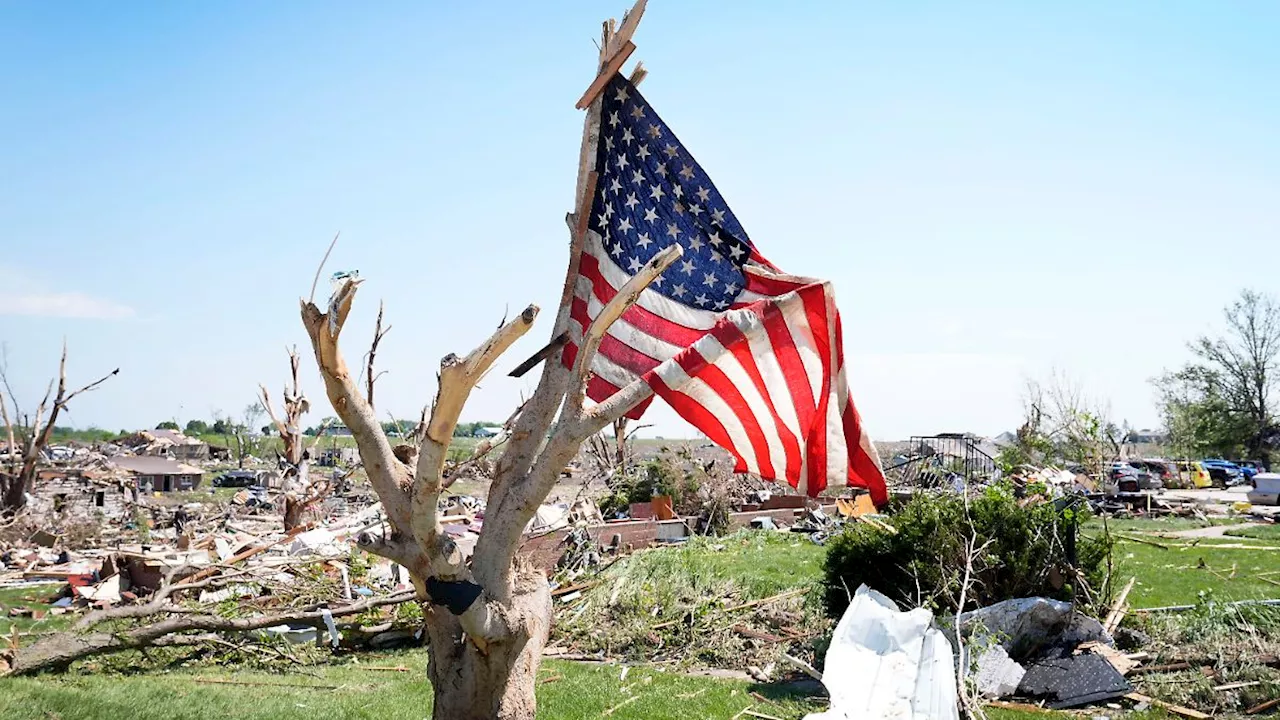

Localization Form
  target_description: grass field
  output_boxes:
[10,515,1267,719]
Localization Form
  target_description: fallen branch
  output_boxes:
[4,589,414,676]
[1125,692,1211,719]
[1115,533,1170,550]
[192,678,339,690]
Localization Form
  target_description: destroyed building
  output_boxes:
[109,455,204,493]
[119,428,210,461]
[29,467,135,520]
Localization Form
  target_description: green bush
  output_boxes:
[599,458,702,517]
[821,484,1112,618]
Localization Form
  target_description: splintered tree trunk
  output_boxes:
[423,581,551,720]
[282,497,306,531]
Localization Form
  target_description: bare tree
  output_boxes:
[296,15,669,715]
[1009,372,1122,479]
[0,343,118,513]
[260,347,332,530]
[1191,289,1280,460]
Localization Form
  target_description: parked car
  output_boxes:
[1108,462,1162,492]
[213,470,259,488]
[1236,460,1266,481]
[1200,459,1245,487]
[1248,473,1280,505]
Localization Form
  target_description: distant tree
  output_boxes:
[1190,289,1280,460]
[185,419,209,435]
[1,343,118,513]
[1153,365,1251,459]
[155,421,179,431]
[211,419,231,435]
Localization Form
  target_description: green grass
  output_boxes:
[0,650,827,720]
[0,585,71,637]
[1083,516,1246,533]
[1225,523,1280,540]
[1110,539,1280,607]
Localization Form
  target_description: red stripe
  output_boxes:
[649,374,747,475]
[569,297,661,375]
[832,312,888,506]
[563,340,653,421]
[744,268,807,296]
[758,300,816,434]
[799,284,833,495]
[672,349,776,479]
[708,321,803,482]
[578,251,708,346]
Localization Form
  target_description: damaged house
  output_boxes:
[109,456,204,493]
[120,429,210,461]
[29,467,135,520]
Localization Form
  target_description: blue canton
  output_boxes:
[589,74,753,311]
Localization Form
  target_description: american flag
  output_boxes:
[564,74,886,503]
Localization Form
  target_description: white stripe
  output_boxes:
[778,292,825,409]
[573,275,687,361]
[741,307,808,487]
[653,353,761,475]
[698,332,789,480]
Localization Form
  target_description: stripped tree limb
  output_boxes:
[0,343,118,512]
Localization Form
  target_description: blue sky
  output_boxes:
[1,1,1277,440]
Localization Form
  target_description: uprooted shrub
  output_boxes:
[822,484,1112,618]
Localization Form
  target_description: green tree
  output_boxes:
[155,421,179,431]
[1153,365,1252,459]
[1190,289,1280,461]
[184,419,209,435]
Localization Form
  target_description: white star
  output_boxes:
[637,144,651,160]
[673,185,683,198]
[672,284,687,298]
[688,203,703,216]
[630,104,645,120]
[631,169,645,185]
[603,203,614,219]
[595,211,608,229]
[608,111,620,128]
[688,235,703,251]
[696,186,711,203]
[648,124,661,139]
[702,272,718,287]
[729,244,746,260]
[624,193,639,210]
[611,242,624,258]
[628,257,642,273]
[616,154,629,170]
[708,232,723,247]
[622,127,634,145]
[650,184,666,201]
[679,164,695,181]
[643,207,659,223]
[655,163,668,178]
[714,299,729,310]
[609,177,623,194]
[614,86,629,102]
[653,274,665,287]
[673,203,685,216]
[664,143,678,158]
[666,222,681,239]
[694,293,709,307]
[680,259,695,275]
[618,217,633,232]
[636,232,653,249]
[605,136,615,151]
[711,208,726,224]
[711,250,727,264]
[724,283,737,295]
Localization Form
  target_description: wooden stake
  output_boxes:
[576,41,637,109]
[1104,577,1136,633]
[1125,692,1210,719]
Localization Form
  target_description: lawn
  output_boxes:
[0,649,828,720]
[0,584,71,637]
[1102,535,1280,608]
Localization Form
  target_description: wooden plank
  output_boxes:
[1104,577,1137,633]
[1125,692,1211,719]
[1248,698,1280,715]
[574,171,599,239]
[575,41,636,110]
